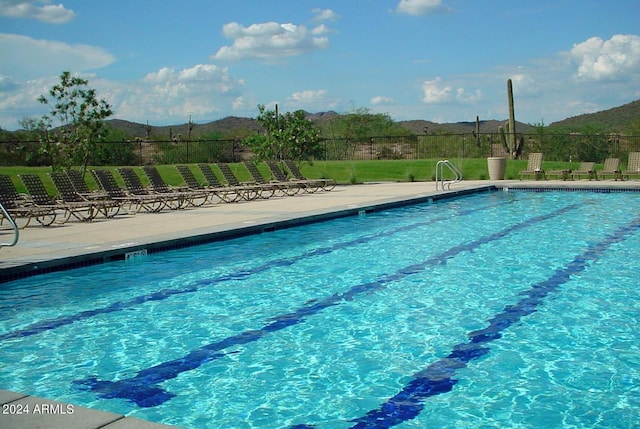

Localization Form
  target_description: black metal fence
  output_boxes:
[2,133,639,166]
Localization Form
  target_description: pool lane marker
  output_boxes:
[73,204,578,408]
[339,215,640,429]
[0,199,505,342]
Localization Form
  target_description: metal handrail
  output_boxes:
[435,160,463,191]
[0,202,19,248]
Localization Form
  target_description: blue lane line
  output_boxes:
[73,204,578,408]
[339,215,640,429]
[0,199,502,342]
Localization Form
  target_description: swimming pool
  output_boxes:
[1,189,639,428]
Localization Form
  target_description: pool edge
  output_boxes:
[0,388,180,429]
[2,180,639,283]
[0,185,494,283]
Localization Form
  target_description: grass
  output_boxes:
[291,159,588,183]
[0,159,603,195]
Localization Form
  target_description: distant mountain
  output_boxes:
[548,99,640,133]
[107,115,534,140]
[107,116,263,140]
[398,119,534,135]
[304,111,340,121]
[100,99,639,139]
[106,119,154,137]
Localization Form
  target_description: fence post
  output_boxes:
[232,139,237,162]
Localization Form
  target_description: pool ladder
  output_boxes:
[0,201,19,248]
[435,160,463,191]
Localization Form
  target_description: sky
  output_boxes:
[1,0,639,131]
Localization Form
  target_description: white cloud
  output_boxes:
[455,87,482,103]
[422,77,452,103]
[421,76,482,105]
[0,74,18,91]
[371,95,395,105]
[569,34,640,81]
[287,89,327,104]
[231,96,248,111]
[0,0,74,23]
[283,89,344,112]
[311,24,334,36]
[142,67,173,85]
[211,21,330,61]
[435,35,640,123]
[311,8,339,21]
[394,0,452,16]
[0,33,115,80]
[116,64,245,123]
[0,61,249,129]
[0,75,62,127]
[143,64,241,91]
[509,73,539,96]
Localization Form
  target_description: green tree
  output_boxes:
[329,108,409,140]
[37,71,113,171]
[14,117,49,165]
[243,105,323,161]
[628,118,640,135]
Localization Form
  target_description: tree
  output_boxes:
[627,118,640,135]
[37,71,113,171]
[329,108,409,140]
[243,105,323,161]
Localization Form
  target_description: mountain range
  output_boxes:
[104,98,638,139]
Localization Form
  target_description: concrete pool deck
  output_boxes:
[1,179,639,429]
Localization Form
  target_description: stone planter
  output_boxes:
[487,156,506,180]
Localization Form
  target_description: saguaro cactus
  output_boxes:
[507,78,516,150]
[498,78,523,158]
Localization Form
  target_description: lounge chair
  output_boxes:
[141,166,207,207]
[91,169,166,213]
[519,153,546,180]
[243,161,297,197]
[570,162,596,180]
[195,164,244,202]
[65,170,109,200]
[0,174,56,228]
[215,163,265,200]
[175,165,226,205]
[546,166,571,180]
[283,160,336,191]
[622,152,640,180]
[118,167,189,210]
[49,171,121,219]
[265,161,316,193]
[597,158,621,180]
[19,174,96,223]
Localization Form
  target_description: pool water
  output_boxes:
[1,190,639,428]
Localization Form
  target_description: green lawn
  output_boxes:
[305,159,600,182]
[0,159,592,195]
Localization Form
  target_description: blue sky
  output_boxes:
[1,0,639,130]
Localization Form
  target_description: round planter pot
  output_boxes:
[487,156,506,180]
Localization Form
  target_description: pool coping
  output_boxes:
[0,389,180,429]
[1,179,640,429]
